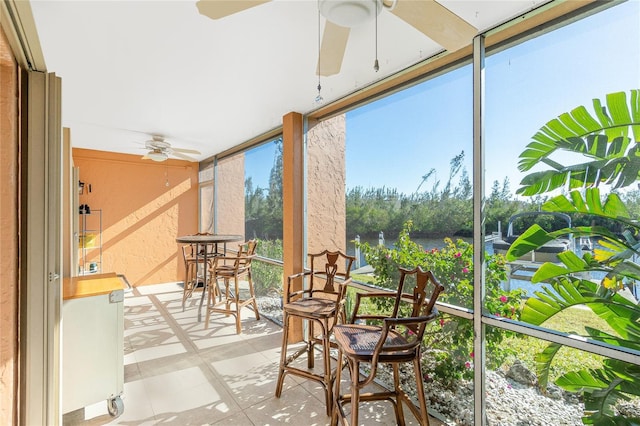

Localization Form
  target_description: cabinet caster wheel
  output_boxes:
[107,396,124,417]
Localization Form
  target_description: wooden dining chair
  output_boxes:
[275,250,356,416]
[331,267,445,426]
[205,239,259,334]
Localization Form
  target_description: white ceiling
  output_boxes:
[29,0,551,162]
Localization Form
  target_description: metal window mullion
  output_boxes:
[483,316,640,365]
[472,34,486,426]
[212,156,218,233]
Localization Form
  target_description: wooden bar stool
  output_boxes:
[205,240,260,334]
[275,250,355,416]
[180,243,216,309]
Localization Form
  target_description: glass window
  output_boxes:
[199,184,213,234]
[243,138,283,313]
[199,162,214,233]
[424,315,474,424]
[484,326,627,426]
[244,138,283,247]
[345,65,474,309]
[484,3,640,424]
[485,0,640,338]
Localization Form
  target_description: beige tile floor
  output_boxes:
[63,282,444,425]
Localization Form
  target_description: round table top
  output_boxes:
[175,234,243,244]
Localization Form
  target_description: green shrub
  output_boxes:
[359,220,524,383]
[252,239,283,297]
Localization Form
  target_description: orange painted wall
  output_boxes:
[72,148,199,286]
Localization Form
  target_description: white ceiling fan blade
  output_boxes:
[317,21,350,77]
[196,0,272,20]
[171,151,198,162]
[391,0,477,52]
[172,147,201,155]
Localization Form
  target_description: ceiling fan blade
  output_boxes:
[172,147,201,155]
[317,21,350,77]
[171,151,198,162]
[391,0,477,52]
[196,0,272,20]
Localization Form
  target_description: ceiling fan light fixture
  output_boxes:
[147,150,168,162]
[319,0,382,28]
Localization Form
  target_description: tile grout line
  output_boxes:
[128,289,242,421]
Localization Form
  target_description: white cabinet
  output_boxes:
[62,274,125,416]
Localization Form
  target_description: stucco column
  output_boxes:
[282,112,304,342]
[215,154,245,237]
[306,116,346,256]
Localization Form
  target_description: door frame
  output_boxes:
[2,3,62,424]
[20,69,63,426]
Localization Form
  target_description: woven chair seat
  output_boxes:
[284,298,339,318]
[333,324,416,362]
[331,267,445,426]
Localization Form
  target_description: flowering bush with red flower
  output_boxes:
[358,220,525,384]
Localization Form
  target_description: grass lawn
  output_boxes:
[352,273,375,284]
[502,305,612,382]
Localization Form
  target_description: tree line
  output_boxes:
[245,144,640,240]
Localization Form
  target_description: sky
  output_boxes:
[244,140,281,190]
[245,1,639,197]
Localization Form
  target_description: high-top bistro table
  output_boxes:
[176,233,243,321]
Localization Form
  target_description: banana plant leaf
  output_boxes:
[585,327,640,352]
[558,370,623,424]
[600,237,640,265]
[517,90,640,195]
[508,188,640,264]
[531,251,598,282]
[532,253,640,283]
[514,91,640,426]
[534,341,562,390]
[556,135,630,160]
[516,154,639,196]
[542,189,633,222]
[556,360,640,426]
[604,259,640,281]
[505,224,555,261]
[536,346,640,425]
[593,238,638,264]
[606,359,640,386]
[518,90,640,172]
[555,368,617,393]
[505,224,629,264]
[521,278,640,339]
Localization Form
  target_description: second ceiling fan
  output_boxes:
[196,0,477,76]
[141,136,201,162]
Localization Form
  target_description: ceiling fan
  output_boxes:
[196,0,477,76]
[141,136,201,162]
